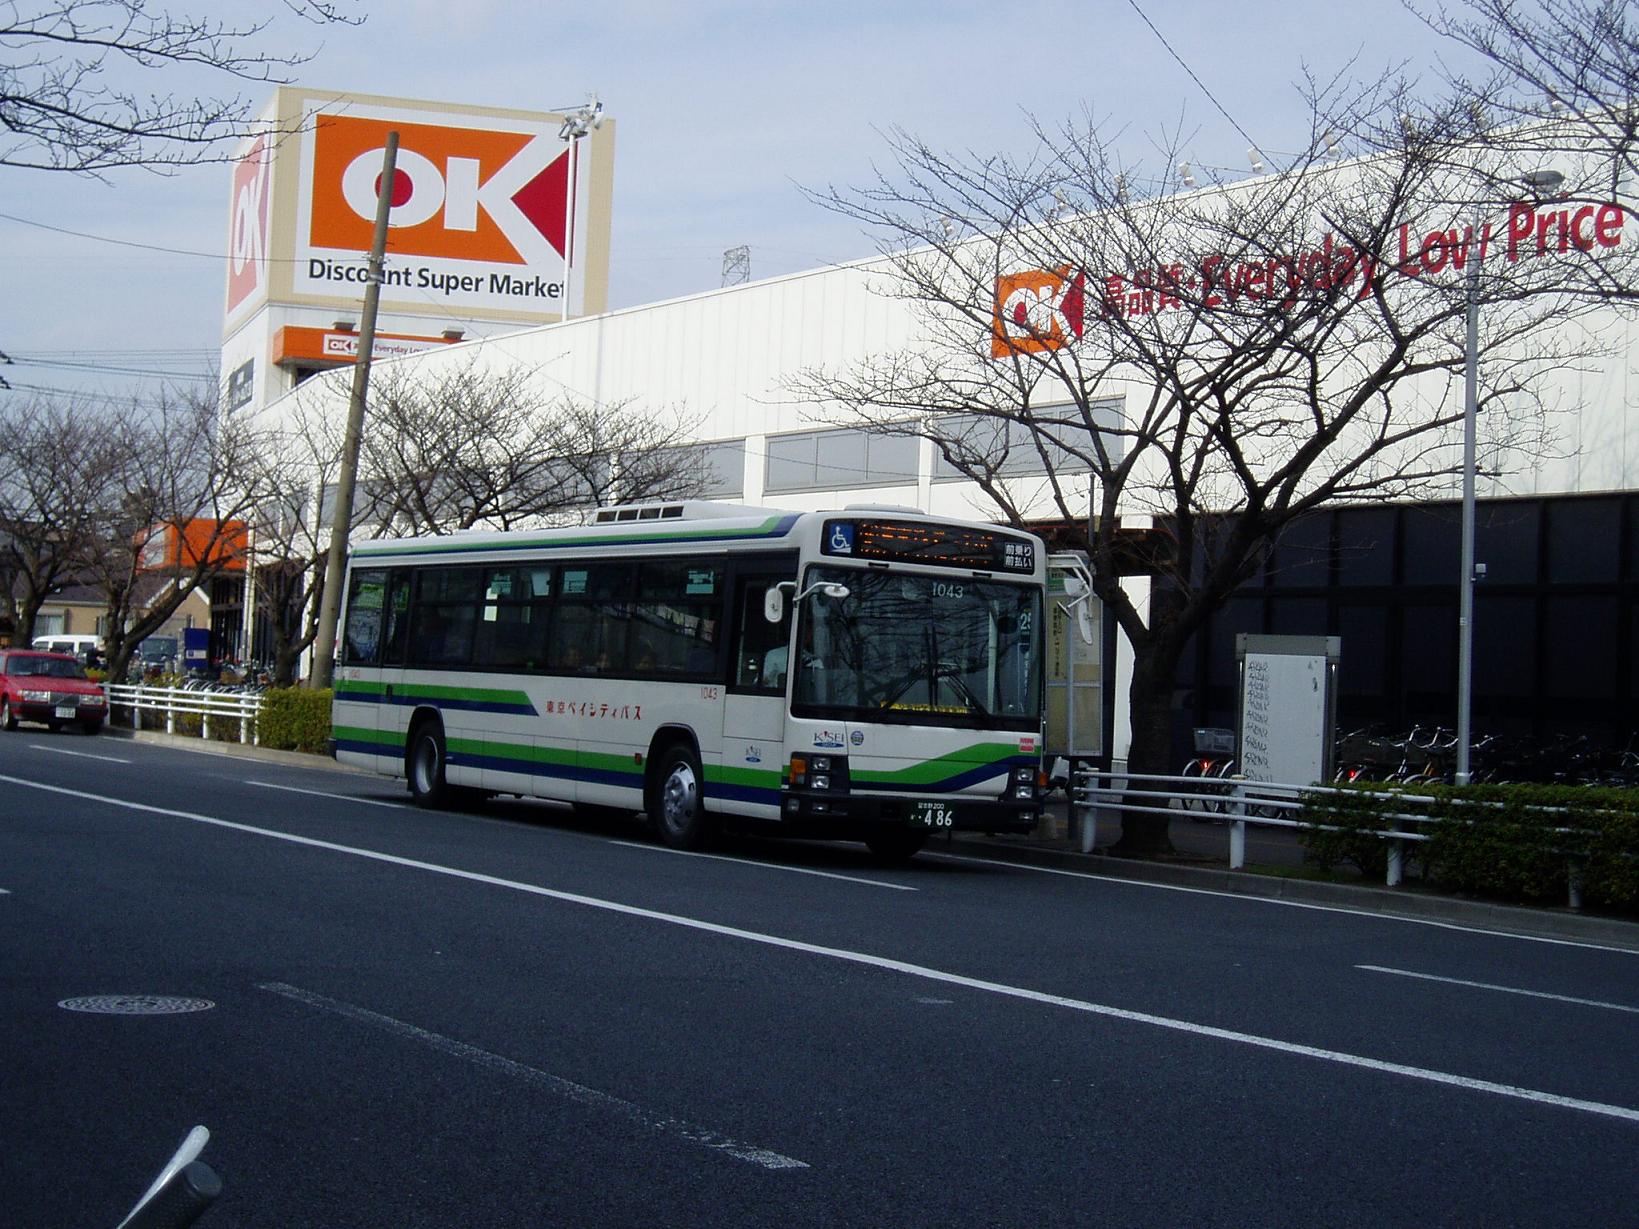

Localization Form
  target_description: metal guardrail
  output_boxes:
[1069,768,1599,908]
[104,684,264,745]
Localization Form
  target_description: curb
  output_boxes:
[949,833,1639,951]
[101,727,370,775]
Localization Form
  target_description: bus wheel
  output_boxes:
[652,743,710,850]
[865,829,927,863]
[408,720,450,809]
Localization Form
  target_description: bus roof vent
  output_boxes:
[593,500,777,524]
[842,503,925,516]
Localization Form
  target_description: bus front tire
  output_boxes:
[865,829,927,863]
[651,743,710,850]
[408,721,451,809]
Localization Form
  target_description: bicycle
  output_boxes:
[1180,754,1237,816]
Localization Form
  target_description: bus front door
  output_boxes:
[722,575,791,820]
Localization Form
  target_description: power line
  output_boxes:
[1122,0,1260,152]
[0,209,312,265]
[12,357,216,381]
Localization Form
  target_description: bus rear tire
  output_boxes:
[651,742,710,850]
[865,830,927,863]
[408,720,451,809]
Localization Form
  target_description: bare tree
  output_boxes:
[241,385,351,685]
[357,359,708,536]
[242,360,709,681]
[1,0,361,174]
[1413,0,1638,183]
[793,76,1627,852]
[78,389,274,681]
[0,395,125,641]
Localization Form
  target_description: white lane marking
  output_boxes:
[8,772,1639,1127]
[1357,965,1639,1016]
[926,850,1639,956]
[247,780,412,810]
[247,785,909,890]
[27,744,132,764]
[608,840,917,892]
[259,981,807,1170]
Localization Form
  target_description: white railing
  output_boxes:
[1070,768,1601,909]
[104,683,265,746]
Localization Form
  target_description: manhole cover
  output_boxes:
[58,995,215,1015]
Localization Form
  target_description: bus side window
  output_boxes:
[342,570,388,664]
[734,578,792,693]
[381,572,412,665]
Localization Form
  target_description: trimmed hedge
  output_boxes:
[257,688,333,753]
[1298,782,1639,913]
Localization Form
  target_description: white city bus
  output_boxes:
[332,501,1050,860]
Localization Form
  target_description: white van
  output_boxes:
[33,634,104,665]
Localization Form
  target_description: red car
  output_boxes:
[0,650,108,734]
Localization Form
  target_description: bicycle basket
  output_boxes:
[1193,727,1236,755]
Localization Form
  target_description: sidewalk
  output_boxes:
[102,727,1639,951]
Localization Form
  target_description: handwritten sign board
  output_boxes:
[1236,635,1340,787]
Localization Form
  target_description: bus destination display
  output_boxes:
[822,519,1036,573]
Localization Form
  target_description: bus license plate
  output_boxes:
[912,800,953,829]
[54,704,77,718]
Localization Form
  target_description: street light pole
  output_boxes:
[556,94,603,321]
[1455,168,1563,785]
[1456,210,1481,786]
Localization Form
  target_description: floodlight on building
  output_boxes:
[1247,147,1266,174]
[554,93,605,322]
[1177,162,1196,188]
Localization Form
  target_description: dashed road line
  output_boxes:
[609,839,917,891]
[1357,964,1639,1015]
[927,850,1639,955]
[259,981,808,1170]
[27,744,131,764]
[246,780,412,809]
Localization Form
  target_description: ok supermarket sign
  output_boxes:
[293,106,588,313]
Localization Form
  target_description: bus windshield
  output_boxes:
[792,565,1042,730]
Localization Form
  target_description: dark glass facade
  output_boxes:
[1169,493,1636,761]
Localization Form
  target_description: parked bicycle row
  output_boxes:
[1333,725,1639,787]
[1176,724,1639,795]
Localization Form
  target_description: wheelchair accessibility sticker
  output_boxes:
[827,522,855,554]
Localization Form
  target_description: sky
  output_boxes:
[0,0,1482,406]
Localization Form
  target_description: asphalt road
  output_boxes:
[3,730,1637,1227]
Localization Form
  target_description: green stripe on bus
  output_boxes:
[353,515,793,557]
[703,763,784,790]
[850,742,1022,786]
[332,724,400,748]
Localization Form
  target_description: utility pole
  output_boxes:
[309,132,398,690]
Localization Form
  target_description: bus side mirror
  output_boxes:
[764,587,787,624]
[1061,576,1089,599]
